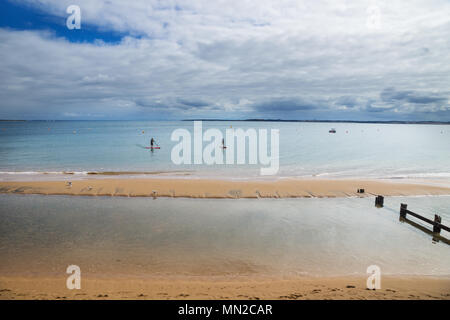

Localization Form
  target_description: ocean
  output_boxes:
[0,120,449,180]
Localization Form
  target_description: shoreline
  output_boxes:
[1,275,449,300]
[0,178,450,198]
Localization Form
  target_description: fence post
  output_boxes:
[375,195,384,207]
[400,203,407,219]
[433,215,442,234]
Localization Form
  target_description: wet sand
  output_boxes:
[1,178,450,198]
[1,275,449,300]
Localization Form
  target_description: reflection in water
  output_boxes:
[0,194,449,277]
[400,217,450,245]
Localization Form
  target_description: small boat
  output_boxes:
[329,128,336,133]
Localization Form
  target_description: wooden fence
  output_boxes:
[399,203,450,235]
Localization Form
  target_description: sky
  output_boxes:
[0,0,449,121]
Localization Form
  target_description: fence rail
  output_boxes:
[400,203,450,234]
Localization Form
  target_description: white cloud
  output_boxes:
[0,0,449,119]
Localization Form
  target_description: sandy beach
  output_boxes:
[1,275,449,300]
[1,178,450,198]
[1,180,450,301]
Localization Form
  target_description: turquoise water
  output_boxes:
[0,194,449,277]
[0,120,449,179]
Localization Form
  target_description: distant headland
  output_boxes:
[183,119,450,124]
[1,119,449,124]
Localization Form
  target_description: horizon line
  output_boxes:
[2,119,450,124]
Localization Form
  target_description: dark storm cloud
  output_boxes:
[252,98,322,112]
[334,96,359,108]
[135,97,218,112]
[365,100,395,113]
[381,88,448,105]
[176,98,210,108]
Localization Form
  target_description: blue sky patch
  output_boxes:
[0,1,125,44]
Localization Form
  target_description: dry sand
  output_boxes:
[1,178,450,198]
[0,275,449,300]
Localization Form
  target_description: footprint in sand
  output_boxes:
[280,293,303,299]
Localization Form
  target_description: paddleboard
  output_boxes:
[145,146,160,149]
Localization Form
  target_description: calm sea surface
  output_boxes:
[0,194,449,277]
[0,120,449,179]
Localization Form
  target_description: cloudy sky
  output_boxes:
[0,0,449,120]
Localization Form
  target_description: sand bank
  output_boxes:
[0,178,450,198]
[0,275,449,300]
